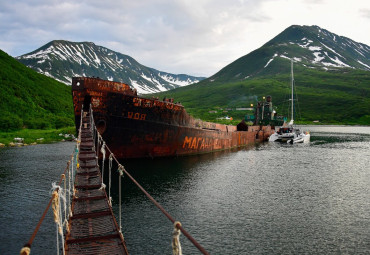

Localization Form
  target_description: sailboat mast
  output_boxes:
[291,59,294,122]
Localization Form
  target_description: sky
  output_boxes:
[0,0,369,77]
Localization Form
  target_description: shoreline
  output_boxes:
[0,126,76,147]
[1,124,369,148]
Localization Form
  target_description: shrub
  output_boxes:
[0,114,23,131]
[54,116,74,129]
[24,118,52,129]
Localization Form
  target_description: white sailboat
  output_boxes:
[269,60,310,144]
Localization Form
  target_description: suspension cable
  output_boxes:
[20,161,71,254]
[106,147,210,255]
[108,154,113,206]
[22,104,210,255]
[86,103,210,254]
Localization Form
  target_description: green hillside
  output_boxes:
[152,63,370,125]
[152,25,370,126]
[0,50,74,131]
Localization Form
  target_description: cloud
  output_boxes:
[0,0,369,77]
[360,8,370,20]
[96,0,273,75]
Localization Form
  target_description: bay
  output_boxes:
[0,126,369,254]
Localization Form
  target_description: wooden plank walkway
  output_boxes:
[65,115,129,255]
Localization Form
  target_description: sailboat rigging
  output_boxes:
[269,60,310,143]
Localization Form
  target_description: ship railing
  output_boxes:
[87,104,210,255]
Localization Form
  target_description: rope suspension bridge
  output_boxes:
[20,106,210,255]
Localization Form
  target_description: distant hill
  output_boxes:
[16,40,206,94]
[153,25,370,125]
[0,50,73,131]
[208,25,369,83]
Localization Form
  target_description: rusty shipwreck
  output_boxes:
[72,77,278,159]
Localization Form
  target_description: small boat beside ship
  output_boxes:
[72,77,281,159]
[268,121,310,143]
[269,60,310,144]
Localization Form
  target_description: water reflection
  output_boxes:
[0,142,76,255]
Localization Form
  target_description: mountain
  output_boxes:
[3,25,369,128]
[16,40,205,94]
[154,25,370,125]
[208,25,370,82]
[0,49,73,131]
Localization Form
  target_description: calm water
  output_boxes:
[0,126,369,254]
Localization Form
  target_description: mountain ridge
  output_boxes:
[3,24,369,128]
[207,25,369,83]
[16,40,206,94]
[153,25,370,125]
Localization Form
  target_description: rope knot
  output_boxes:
[100,141,106,157]
[118,164,125,176]
[20,246,31,255]
[172,221,182,255]
[51,190,63,235]
[174,221,182,229]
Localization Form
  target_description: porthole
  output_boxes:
[96,119,107,134]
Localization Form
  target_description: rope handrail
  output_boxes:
[20,107,84,255]
[89,106,210,255]
[20,160,73,255]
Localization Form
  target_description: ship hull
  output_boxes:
[72,77,274,159]
[100,115,271,158]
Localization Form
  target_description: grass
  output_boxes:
[151,67,370,125]
[0,49,74,132]
[0,50,77,147]
[0,126,76,146]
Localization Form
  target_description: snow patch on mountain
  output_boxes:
[17,40,206,93]
[320,42,345,59]
[130,78,152,94]
[312,52,325,63]
[357,60,370,69]
[264,53,278,68]
[323,53,351,68]
[158,73,200,87]
[308,46,322,51]
[290,32,369,70]
[280,54,290,60]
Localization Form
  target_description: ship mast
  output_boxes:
[290,59,294,124]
